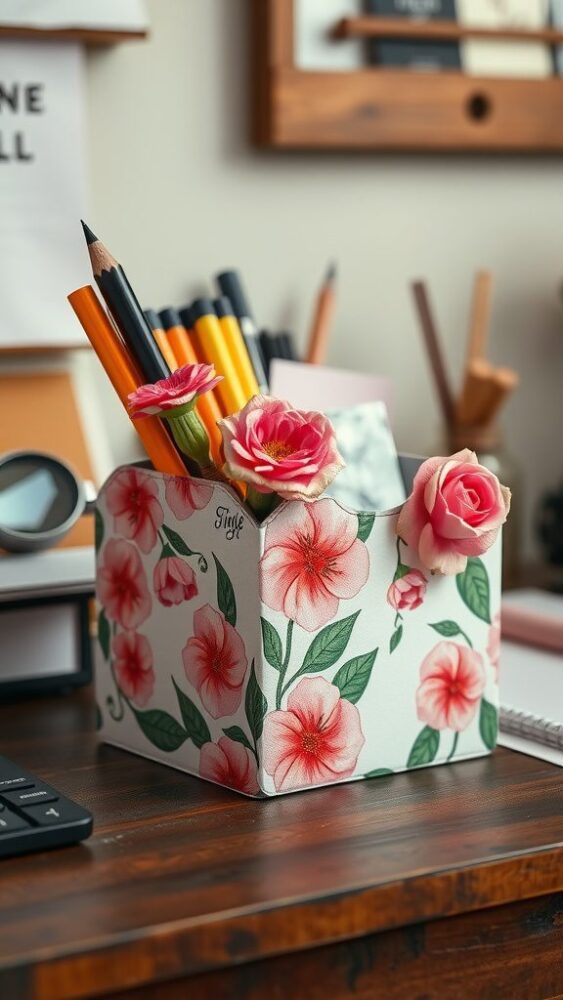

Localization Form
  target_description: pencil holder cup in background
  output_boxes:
[94,460,502,798]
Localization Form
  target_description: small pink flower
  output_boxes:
[128,362,222,418]
[182,604,247,718]
[105,468,164,554]
[112,630,155,707]
[487,612,501,681]
[165,476,213,519]
[263,677,365,792]
[218,394,344,501]
[387,569,427,611]
[397,449,511,576]
[200,737,259,796]
[416,641,486,732]
[154,557,198,607]
[260,499,369,632]
[98,538,151,629]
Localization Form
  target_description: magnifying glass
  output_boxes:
[0,451,96,554]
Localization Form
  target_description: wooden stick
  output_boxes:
[334,17,563,46]
[485,367,520,426]
[411,281,455,429]
[466,270,493,365]
[306,263,337,365]
[456,359,496,426]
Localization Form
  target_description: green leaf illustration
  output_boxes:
[297,611,360,678]
[429,620,462,638]
[357,512,375,543]
[261,617,283,671]
[407,726,440,768]
[98,609,110,661]
[213,554,237,627]
[94,508,104,553]
[95,702,103,731]
[245,661,267,743]
[172,678,211,749]
[333,649,378,704]
[162,524,196,558]
[222,725,254,753]
[479,697,498,750]
[364,768,394,778]
[389,625,403,654]
[456,557,491,624]
[132,707,187,752]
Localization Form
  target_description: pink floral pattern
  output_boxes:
[105,468,164,553]
[259,500,369,632]
[487,613,501,681]
[112,631,155,707]
[165,477,213,520]
[263,677,365,792]
[182,604,247,718]
[200,737,259,795]
[154,557,198,607]
[416,641,486,732]
[98,538,151,629]
[387,569,427,612]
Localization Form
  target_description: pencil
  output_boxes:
[466,270,493,365]
[81,221,169,385]
[306,262,337,365]
[215,270,268,392]
[456,359,496,426]
[158,307,223,463]
[411,280,456,429]
[68,286,188,478]
[213,296,259,402]
[189,298,248,415]
[144,308,178,372]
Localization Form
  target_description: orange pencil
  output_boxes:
[144,308,177,372]
[68,286,188,478]
[306,262,337,365]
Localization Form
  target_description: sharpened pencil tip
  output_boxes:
[325,260,337,284]
[81,220,98,246]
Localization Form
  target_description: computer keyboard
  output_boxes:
[0,755,92,858]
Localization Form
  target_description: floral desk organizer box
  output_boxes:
[95,457,502,798]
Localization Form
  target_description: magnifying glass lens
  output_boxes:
[0,456,79,534]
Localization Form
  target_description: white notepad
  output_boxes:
[498,639,563,766]
[458,0,551,78]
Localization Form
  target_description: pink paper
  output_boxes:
[270,360,393,415]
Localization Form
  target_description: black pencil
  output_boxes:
[81,221,169,385]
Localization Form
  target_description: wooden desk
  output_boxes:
[0,690,561,1000]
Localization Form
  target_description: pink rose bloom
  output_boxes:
[112,630,155,707]
[218,395,344,501]
[263,677,365,792]
[387,569,427,611]
[105,468,164,554]
[128,362,222,418]
[200,737,259,796]
[98,538,151,630]
[182,604,247,718]
[416,641,486,732]
[487,612,501,681]
[397,449,511,575]
[165,476,213,519]
[154,557,198,607]
[259,499,369,632]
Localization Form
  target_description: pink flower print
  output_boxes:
[200,737,259,796]
[263,676,365,792]
[487,612,501,681]
[164,476,213,520]
[259,499,369,632]
[98,538,151,630]
[416,641,486,732]
[182,604,247,718]
[128,362,222,417]
[387,569,427,611]
[154,557,198,607]
[105,468,164,553]
[112,631,155,707]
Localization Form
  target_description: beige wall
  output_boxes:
[85,0,563,558]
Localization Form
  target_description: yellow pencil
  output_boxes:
[189,298,248,415]
[214,297,259,403]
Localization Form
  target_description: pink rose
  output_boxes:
[218,395,344,501]
[416,641,486,732]
[105,467,164,554]
[387,569,427,611]
[487,612,501,681]
[98,538,151,630]
[200,737,259,796]
[112,630,155,707]
[165,476,213,519]
[128,362,222,418]
[263,677,365,792]
[259,499,369,632]
[182,604,247,718]
[397,449,511,575]
[154,557,198,607]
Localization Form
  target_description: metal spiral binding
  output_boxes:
[499,706,563,751]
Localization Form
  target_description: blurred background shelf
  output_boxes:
[0,25,146,44]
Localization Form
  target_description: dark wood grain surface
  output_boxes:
[0,690,561,999]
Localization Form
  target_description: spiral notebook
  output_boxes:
[499,640,563,767]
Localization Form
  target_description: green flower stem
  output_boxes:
[276,619,294,709]
[164,409,216,476]
[447,731,460,761]
[246,486,279,521]
[459,629,473,649]
[107,622,125,722]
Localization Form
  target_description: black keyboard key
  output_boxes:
[22,802,83,826]
[0,777,33,791]
[2,787,58,808]
[0,810,31,834]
